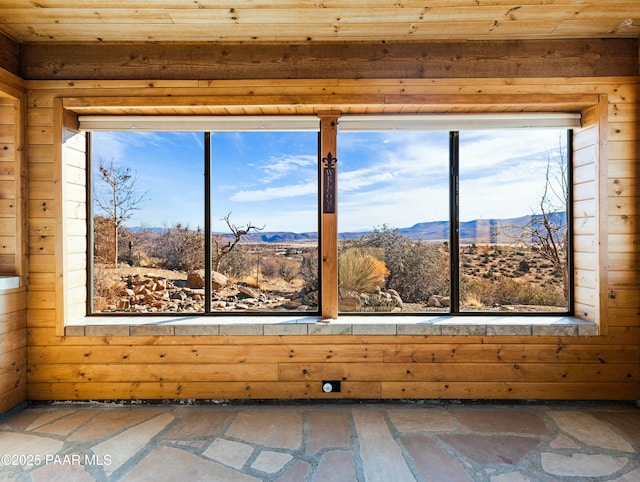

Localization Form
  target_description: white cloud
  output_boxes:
[229,180,316,202]
[257,154,316,183]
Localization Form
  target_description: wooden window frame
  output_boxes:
[0,82,26,290]
[56,94,606,337]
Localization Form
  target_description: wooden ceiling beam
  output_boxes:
[20,39,638,81]
[0,32,20,76]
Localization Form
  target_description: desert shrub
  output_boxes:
[256,254,298,283]
[218,245,254,279]
[259,255,280,279]
[494,277,565,306]
[518,259,530,273]
[278,257,299,283]
[150,224,204,272]
[461,275,566,308]
[460,276,493,307]
[93,263,122,309]
[338,248,388,293]
[93,215,115,264]
[300,249,319,290]
[353,225,448,303]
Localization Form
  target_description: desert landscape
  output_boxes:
[93,223,568,315]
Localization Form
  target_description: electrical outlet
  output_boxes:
[322,380,341,393]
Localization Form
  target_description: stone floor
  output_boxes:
[1,401,639,481]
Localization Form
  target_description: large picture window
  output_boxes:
[86,115,573,318]
[337,130,450,313]
[456,129,571,314]
[89,127,319,315]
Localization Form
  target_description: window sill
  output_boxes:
[0,276,20,291]
[65,315,598,337]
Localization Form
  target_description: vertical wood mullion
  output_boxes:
[318,111,340,319]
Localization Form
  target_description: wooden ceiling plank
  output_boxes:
[0,8,173,24]
[1,1,639,43]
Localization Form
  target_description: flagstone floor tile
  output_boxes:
[0,402,638,481]
[352,408,416,482]
[306,408,351,455]
[546,410,635,452]
[203,438,253,469]
[314,450,358,482]
[452,408,548,435]
[387,407,456,432]
[225,408,302,450]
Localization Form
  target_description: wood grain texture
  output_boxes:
[0,32,19,76]
[17,71,640,402]
[2,1,639,44]
[0,75,27,412]
[19,39,638,81]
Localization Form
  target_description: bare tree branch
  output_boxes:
[94,159,148,266]
[212,212,265,271]
[500,137,569,304]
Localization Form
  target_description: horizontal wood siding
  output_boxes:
[0,289,27,412]
[573,111,599,322]
[24,74,640,401]
[0,71,26,413]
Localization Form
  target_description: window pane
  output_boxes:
[337,131,450,313]
[91,131,205,314]
[458,129,569,313]
[210,132,319,313]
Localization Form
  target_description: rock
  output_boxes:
[237,285,260,299]
[170,291,186,301]
[389,291,403,307]
[186,272,205,289]
[212,271,228,290]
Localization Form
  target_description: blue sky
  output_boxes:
[91,128,567,233]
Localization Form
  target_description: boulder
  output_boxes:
[211,271,228,290]
[186,272,205,289]
[237,284,260,299]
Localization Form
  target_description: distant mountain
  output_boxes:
[400,212,566,243]
[132,212,566,244]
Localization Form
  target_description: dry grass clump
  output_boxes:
[338,248,389,293]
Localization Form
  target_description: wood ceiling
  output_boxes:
[0,0,638,44]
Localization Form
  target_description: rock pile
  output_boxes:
[101,272,317,313]
[339,287,403,312]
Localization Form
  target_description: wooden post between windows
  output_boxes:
[318,111,340,319]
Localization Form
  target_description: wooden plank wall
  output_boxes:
[573,105,602,323]
[0,70,27,413]
[0,97,18,274]
[23,75,639,401]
